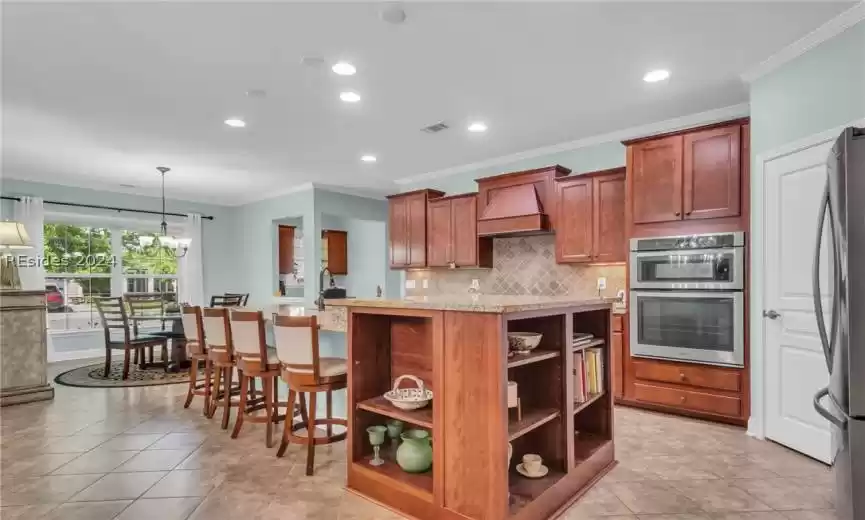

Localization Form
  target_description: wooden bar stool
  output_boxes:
[228,310,284,447]
[181,306,212,417]
[202,307,240,429]
[273,315,347,475]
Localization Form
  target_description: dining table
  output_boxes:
[127,314,186,372]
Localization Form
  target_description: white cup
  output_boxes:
[522,453,542,475]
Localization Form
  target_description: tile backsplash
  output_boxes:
[405,235,626,299]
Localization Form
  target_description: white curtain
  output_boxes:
[13,197,45,291]
[178,213,204,306]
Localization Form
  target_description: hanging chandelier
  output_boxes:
[136,166,190,257]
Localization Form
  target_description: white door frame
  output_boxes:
[748,117,865,439]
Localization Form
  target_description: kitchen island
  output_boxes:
[337,296,617,520]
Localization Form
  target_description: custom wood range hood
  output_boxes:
[475,165,570,236]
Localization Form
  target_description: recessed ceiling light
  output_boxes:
[224,118,246,128]
[643,69,670,83]
[468,122,487,133]
[361,155,377,163]
[340,91,361,103]
[332,62,357,76]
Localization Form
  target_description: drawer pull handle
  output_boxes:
[680,396,686,403]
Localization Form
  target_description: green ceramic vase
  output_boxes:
[396,429,432,473]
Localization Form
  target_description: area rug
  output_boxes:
[54,359,202,388]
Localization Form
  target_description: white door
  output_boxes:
[763,139,834,463]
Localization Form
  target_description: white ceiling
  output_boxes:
[1,2,853,205]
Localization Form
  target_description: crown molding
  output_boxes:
[230,182,315,206]
[394,103,750,186]
[741,2,865,84]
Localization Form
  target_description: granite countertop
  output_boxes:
[324,295,619,314]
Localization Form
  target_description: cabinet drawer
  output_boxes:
[634,383,742,417]
[613,315,624,333]
[633,359,740,392]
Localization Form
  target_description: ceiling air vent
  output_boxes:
[421,122,449,134]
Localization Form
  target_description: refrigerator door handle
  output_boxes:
[814,386,848,430]
[811,178,835,373]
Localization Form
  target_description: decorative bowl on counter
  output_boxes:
[384,375,433,410]
[507,332,543,354]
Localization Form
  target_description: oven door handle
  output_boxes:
[630,248,741,259]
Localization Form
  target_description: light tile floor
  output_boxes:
[0,359,836,519]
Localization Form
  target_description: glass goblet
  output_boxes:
[366,425,387,466]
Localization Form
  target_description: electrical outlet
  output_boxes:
[405,279,416,289]
[597,277,607,291]
[422,279,429,289]
[470,279,480,290]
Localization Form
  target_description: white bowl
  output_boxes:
[508,332,542,353]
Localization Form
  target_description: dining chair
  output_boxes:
[94,297,168,380]
[181,305,212,417]
[210,294,244,307]
[202,307,240,429]
[225,293,250,306]
[273,314,347,475]
[125,292,170,367]
[228,310,284,447]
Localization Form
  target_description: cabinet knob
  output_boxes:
[686,211,692,216]
[674,211,681,216]
[679,373,686,381]
[680,396,686,403]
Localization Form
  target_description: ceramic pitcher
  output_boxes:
[396,429,432,473]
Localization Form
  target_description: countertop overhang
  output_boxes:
[324,295,619,313]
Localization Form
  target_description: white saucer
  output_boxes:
[516,463,549,479]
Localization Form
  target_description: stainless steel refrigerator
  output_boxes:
[813,126,865,520]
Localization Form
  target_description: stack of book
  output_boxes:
[572,332,595,349]
[573,347,605,403]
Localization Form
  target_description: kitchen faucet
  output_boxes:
[315,266,334,311]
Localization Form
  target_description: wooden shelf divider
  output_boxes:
[356,396,433,429]
[354,454,434,499]
[507,349,561,369]
[508,408,561,442]
[573,392,605,415]
[572,338,605,352]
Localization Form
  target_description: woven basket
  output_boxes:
[383,375,433,411]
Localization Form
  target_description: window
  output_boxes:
[44,224,113,332]
[43,222,184,333]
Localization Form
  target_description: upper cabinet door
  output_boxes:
[388,197,408,267]
[592,173,626,263]
[683,126,741,220]
[451,195,479,267]
[406,193,428,267]
[555,177,593,263]
[426,198,452,267]
[278,226,295,274]
[631,136,683,224]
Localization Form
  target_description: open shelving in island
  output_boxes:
[342,296,617,520]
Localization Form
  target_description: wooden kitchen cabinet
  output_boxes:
[387,189,444,268]
[554,168,626,264]
[683,125,741,220]
[629,136,683,224]
[425,193,492,268]
[278,225,295,275]
[321,230,348,275]
[612,314,625,399]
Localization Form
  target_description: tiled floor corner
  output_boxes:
[0,359,836,519]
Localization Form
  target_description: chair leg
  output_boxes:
[133,349,138,365]
[299,392,309,425]
[148,346,154,365]
[103,348,112,378]
[162,344,168,366]
[221,366,234,430]
[122,349,131,380]
[202,359,212,418]
[209,365,222,419]
[277,389,295,458]
[249,377,257,400]
[326,390,333,437]
[184,358,198,409]
[305,391,318,476]
[231,374,248,439]
[263,376,274,448]
[138,347,146,370]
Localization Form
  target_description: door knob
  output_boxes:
[763,309,781,320]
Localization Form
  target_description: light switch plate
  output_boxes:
[597,277,607,290]
[470,279,480,290]
[422,279,429,289]
[405,279,416,289]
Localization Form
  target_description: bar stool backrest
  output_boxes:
[229,310,267,361]
[202,307,233,355]
[273,314,320,381]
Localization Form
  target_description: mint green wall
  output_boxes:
[750,21,865,155]
[402,140,626,194]
[0,178,237,299]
